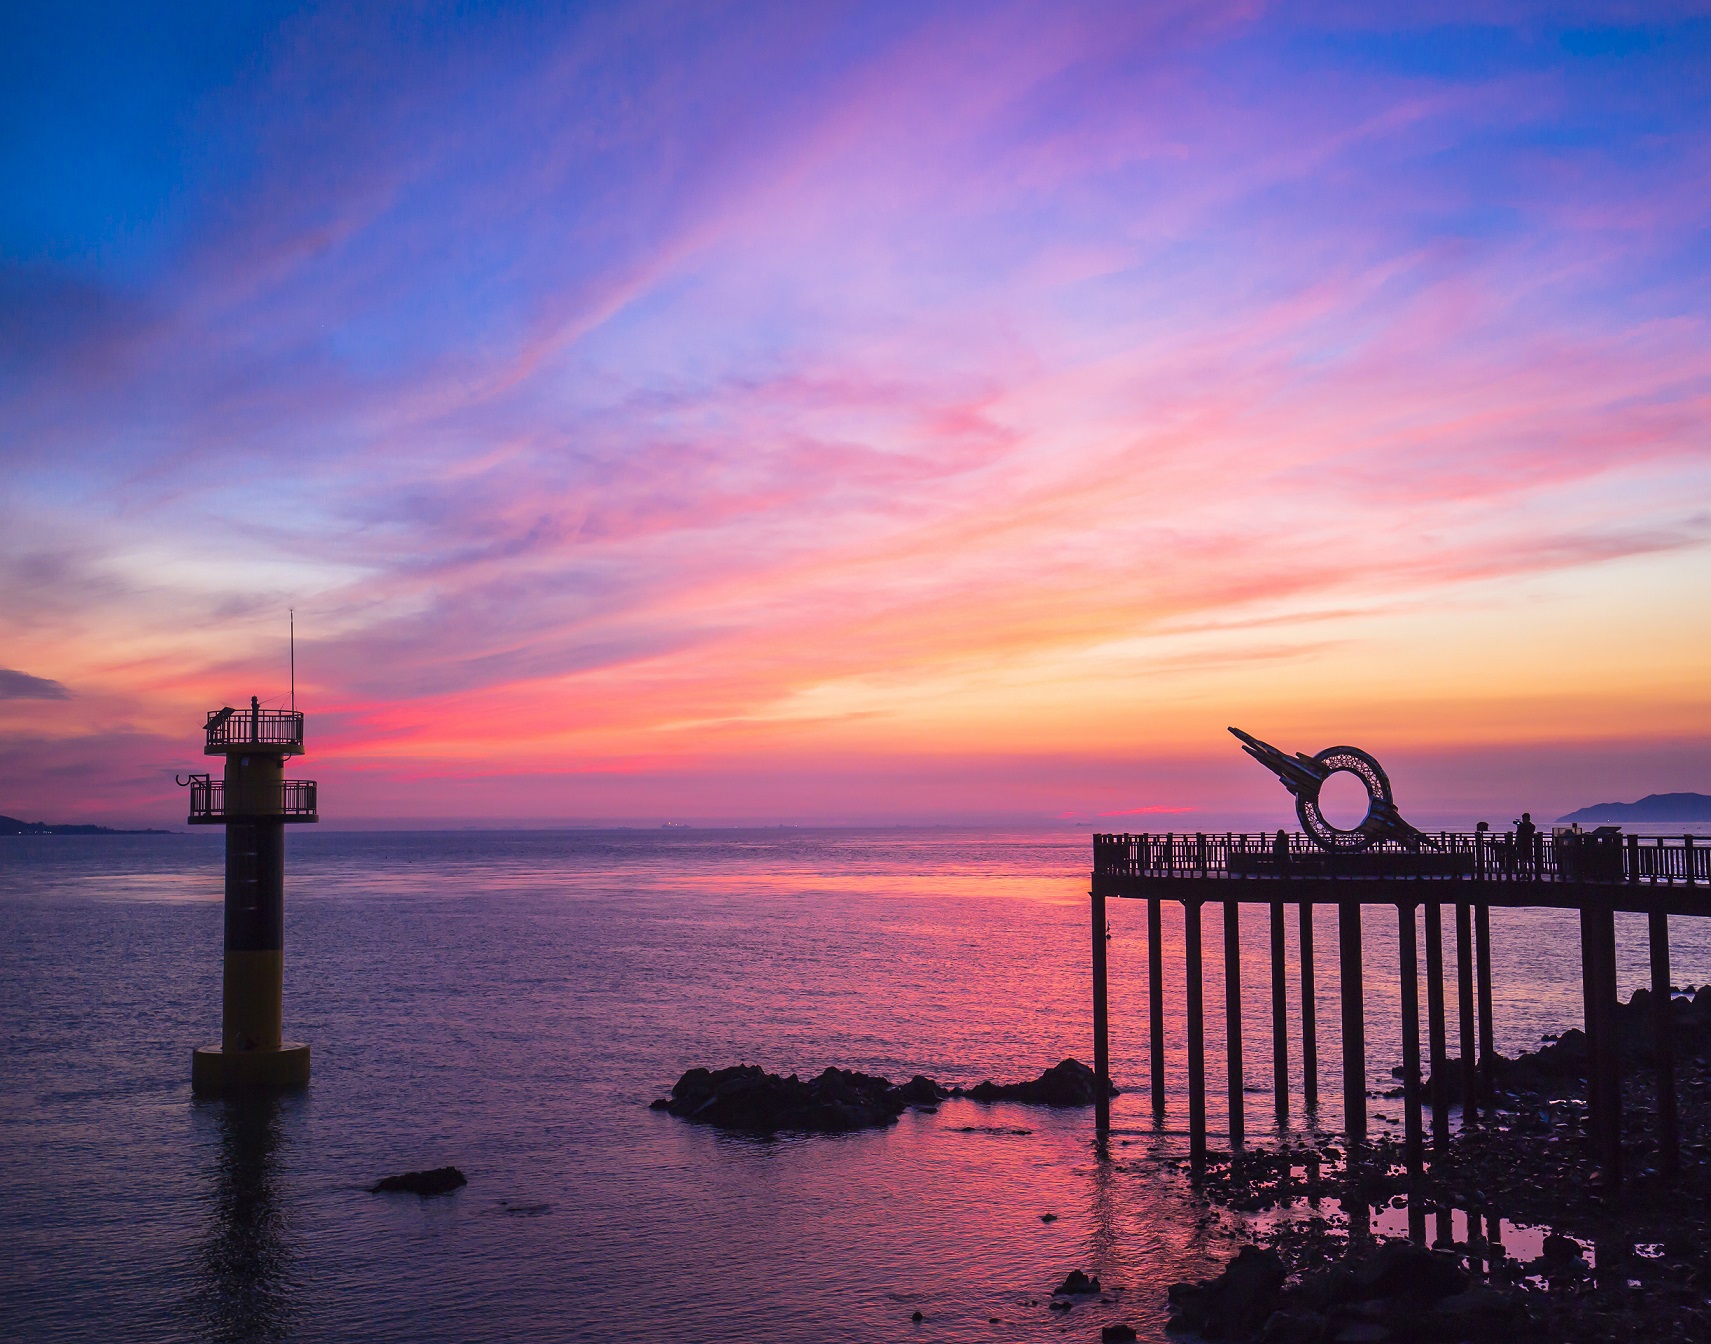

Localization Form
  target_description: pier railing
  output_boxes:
[1094,830,1706,887]
[186,778,319,824]
[204,707,304,753]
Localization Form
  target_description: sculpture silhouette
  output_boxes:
[1228,727,1432,852]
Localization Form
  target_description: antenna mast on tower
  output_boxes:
[290,609,295,713]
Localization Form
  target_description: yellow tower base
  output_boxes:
[192,1043,311,1093]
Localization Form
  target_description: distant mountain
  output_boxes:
[0,815,174,836]
[1558,793,1711,823]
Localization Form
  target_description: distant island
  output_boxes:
[0,815,175,836]
[1558,792,1711,823]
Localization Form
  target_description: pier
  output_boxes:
[1088,829,1707,1185]
[1086,731,1709,1191]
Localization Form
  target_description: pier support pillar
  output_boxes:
[1224,898,1245,1147]
[1091,888,1110,1134]
[1299,902,1318,1114]
[1650,911,1679,1178]
[1455,903,1477,1126]
[1338,901,1366,1150]
[1186,900,1207,1173]
[1270,901,1288,1123]
[1580,905,1622,1186]
[1398,902,1424,1175]
[1424,902,1448,1149]
[1149,897,1166,1117]
[1476,904,1495,1104]
[1593,905,1622,1185]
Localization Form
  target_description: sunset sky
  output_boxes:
[3,3,1708,827]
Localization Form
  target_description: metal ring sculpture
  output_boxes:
[1228,727,1428,852]
[1294,747,1391,851]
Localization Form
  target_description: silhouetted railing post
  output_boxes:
[1148,896,1165,1116]
[1299,900,1318,1113]
[1455,902,1478,1125]
[1270,900,1288,1122]
[1185,900,1207,1173]
[1650,911,1678,1177]
[1398,901,1424,1175]
[1338,901,1366,1150]
[1424,902,1448,1148]
[1091,887,1110,1134]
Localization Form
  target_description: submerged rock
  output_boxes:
[1054,1269,1102,1295]
[369,1166,467,1196]
[650,1065,950,1134]
[966,1058,1119,1106]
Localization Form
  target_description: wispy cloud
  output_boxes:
[0,669,70,700]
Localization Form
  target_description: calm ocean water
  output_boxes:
[4,827,1709,1343]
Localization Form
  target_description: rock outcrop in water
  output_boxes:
[650,1066,948,1133]
[651,1058,1117,1133]
[965,1057,1118,1106]
[1054,1269,1102,1295]
[1418,983,1711,1098]
[369,1166,467,1196]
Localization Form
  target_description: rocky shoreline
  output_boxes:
[650,1057,1116,1133]
[1170,985,1711,1342]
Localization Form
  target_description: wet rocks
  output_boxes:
[652,1059,1120,1131]
[1054,1269,1102,1295]
[369,1166,467,1196]
[965,1057,1118,1106]
[1347,1239,1467,1303]
[1102,1326,1139,1342]
[1167,1245,1286,1339]
[891,1074,949,1106]
[1421,985,1711,1096]
[1169,1241,1514,1343]
[651,1065,946,1133]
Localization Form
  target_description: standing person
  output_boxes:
[1272,828,1290,871]
[1515,812,1537,876]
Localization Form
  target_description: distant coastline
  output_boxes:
[0,815,176,836]
[1557,791,1711,823]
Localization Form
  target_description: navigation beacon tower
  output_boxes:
[184,697,318,1091]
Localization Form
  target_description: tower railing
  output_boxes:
[185,777,318,823]
[205,707,304,753]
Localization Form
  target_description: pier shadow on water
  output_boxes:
[189,1094,300,1344]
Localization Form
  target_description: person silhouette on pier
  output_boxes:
[1272,828,1290,872]
[1515,812,1537,876]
